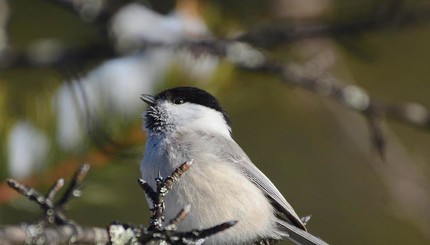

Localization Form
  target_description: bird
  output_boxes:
[140,86,329,245]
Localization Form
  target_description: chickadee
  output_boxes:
[140,87,328,245]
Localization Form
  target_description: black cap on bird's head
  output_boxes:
[141,87,231,132]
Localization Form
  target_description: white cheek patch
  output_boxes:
[158,101,231,137]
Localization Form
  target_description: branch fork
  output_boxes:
[2,162,237,244]
[109,160,238,245]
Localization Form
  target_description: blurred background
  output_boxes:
[1,0,430,244]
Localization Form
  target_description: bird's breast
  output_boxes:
[141,132,277,244]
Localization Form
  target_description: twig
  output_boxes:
[167,205,191,229]
[1,161,237,244]
[238,2,430,47]
[137,160,193,231]
[7,163,89,226]
[1,163,110,244]
[56,163,90,208]
[110,160,238,245]
[0,225,108,245]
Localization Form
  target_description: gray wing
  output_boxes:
[214,134,331,245]
[198,132,330,245]
[276,220,330,245]
[211,133,306,230]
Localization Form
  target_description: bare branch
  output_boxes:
[1,164,109,244]
[167,204,191,228]
[238,1,430,47]
[111,160,237,245]
[56,163,90,208]
[1,162,237,244]
[0,224,108,245]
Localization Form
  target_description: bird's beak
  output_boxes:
[140,94,156,106]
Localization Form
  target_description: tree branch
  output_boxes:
[0,162,238,244]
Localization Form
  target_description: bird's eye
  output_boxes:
[173,98,184,104]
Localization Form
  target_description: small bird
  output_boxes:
[141,87,328,245]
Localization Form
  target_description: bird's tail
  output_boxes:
[275,220,330,245]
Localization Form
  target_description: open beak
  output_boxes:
[140,94,156,106]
